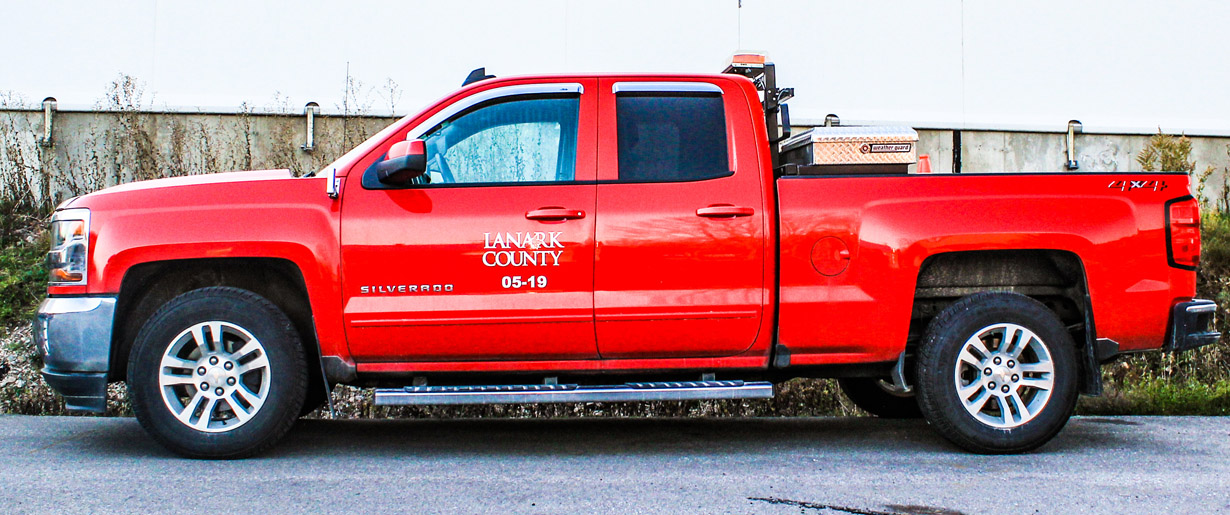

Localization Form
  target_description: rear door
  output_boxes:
[340,80,599,362]
[593,79,767,359]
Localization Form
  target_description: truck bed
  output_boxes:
[774,172,1192,365]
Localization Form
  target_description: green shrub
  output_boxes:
[1081,376,1230,416]
[1201,211,1230,311]
[0,230,46,327]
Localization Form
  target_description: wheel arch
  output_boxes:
[110,257,321,387]
[911,249,1102,394]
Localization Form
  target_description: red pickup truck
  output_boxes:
[35,55,1218,458]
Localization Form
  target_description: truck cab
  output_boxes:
[340,74,773,365]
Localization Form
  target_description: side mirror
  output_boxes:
[376,139,427,185]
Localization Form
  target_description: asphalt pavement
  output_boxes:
[0,414,1225,514]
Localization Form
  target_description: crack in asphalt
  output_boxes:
[883,504,967,515]
[749,497,966,515]
[1083,417,1142,426]
[748,497,897,515]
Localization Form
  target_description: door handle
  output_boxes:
[695,205,755,218]
[526,207,586,221]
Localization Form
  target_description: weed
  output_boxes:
[0,232,47,326]
[1137,130,1195,173]
[1081,376,1230,416]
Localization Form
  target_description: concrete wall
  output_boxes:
[911,130,1230,177]
[0,109,395,209]
[1,109,1227,211]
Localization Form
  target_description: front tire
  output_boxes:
[128,287,307,459]
[915,292,1078,454]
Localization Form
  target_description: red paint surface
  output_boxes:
[58,72,1196,378]
[776,174,1193,362]
[592,77,773,360]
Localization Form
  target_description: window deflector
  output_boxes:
[613,92,729,182]
[406,83,584,141]
[611,82,723,95]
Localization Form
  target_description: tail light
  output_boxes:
[1167,197,1200,269]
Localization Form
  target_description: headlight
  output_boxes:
[47,208,90,285]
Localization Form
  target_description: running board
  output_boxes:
[373,380,774,406]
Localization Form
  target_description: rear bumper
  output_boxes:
[33,296,117,413]
[1166,299,1221,353]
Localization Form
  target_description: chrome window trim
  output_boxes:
[612,82,723,95]
[406,83,585,141]
[317,83,584,176]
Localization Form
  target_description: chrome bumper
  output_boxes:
[33,296,117,413]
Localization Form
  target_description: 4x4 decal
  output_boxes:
[1109,180,1167,192]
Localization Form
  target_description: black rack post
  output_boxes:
[722,59,792,169]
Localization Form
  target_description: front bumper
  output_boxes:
[1166,299,1221,353]
[33,296,117,413]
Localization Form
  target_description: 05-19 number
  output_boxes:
[501,275,547,289]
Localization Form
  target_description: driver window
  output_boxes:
[419,95,580,185]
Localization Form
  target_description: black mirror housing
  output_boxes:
[376,154,427,184]
[376,140,428,185]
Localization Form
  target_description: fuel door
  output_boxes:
[810,236,850,276]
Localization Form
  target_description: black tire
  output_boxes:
[128,287,307,459]
[299,384,329,417]
[915,292,1078,454]
[838,377,922,418]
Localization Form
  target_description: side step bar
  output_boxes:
[373,380,774,406]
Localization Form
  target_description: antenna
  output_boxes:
[463,68,496,86]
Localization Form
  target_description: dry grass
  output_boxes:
[0,320,867,419]
[0,325,129,416]
[311,379,864,420]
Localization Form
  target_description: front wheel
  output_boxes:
[915,292,1078,454]
[128,287,307,459]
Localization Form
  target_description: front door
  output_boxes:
[341,81,598,362]
[593,79,767,359]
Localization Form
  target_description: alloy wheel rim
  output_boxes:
[157,321,272,433]
[953,323,1054,429]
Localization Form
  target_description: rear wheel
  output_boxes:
[128,287,307,459]
[838,377,922,418]
[915,292,1078,454]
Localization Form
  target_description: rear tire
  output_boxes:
[838,377,922,418]
[915,292,1078,454]
[128,287,307,459]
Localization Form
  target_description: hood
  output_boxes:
[75,169,292,199]
[65,170,297,209]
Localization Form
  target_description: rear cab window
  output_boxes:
[614,85,730,182]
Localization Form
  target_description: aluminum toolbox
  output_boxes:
[780,126,918,174]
